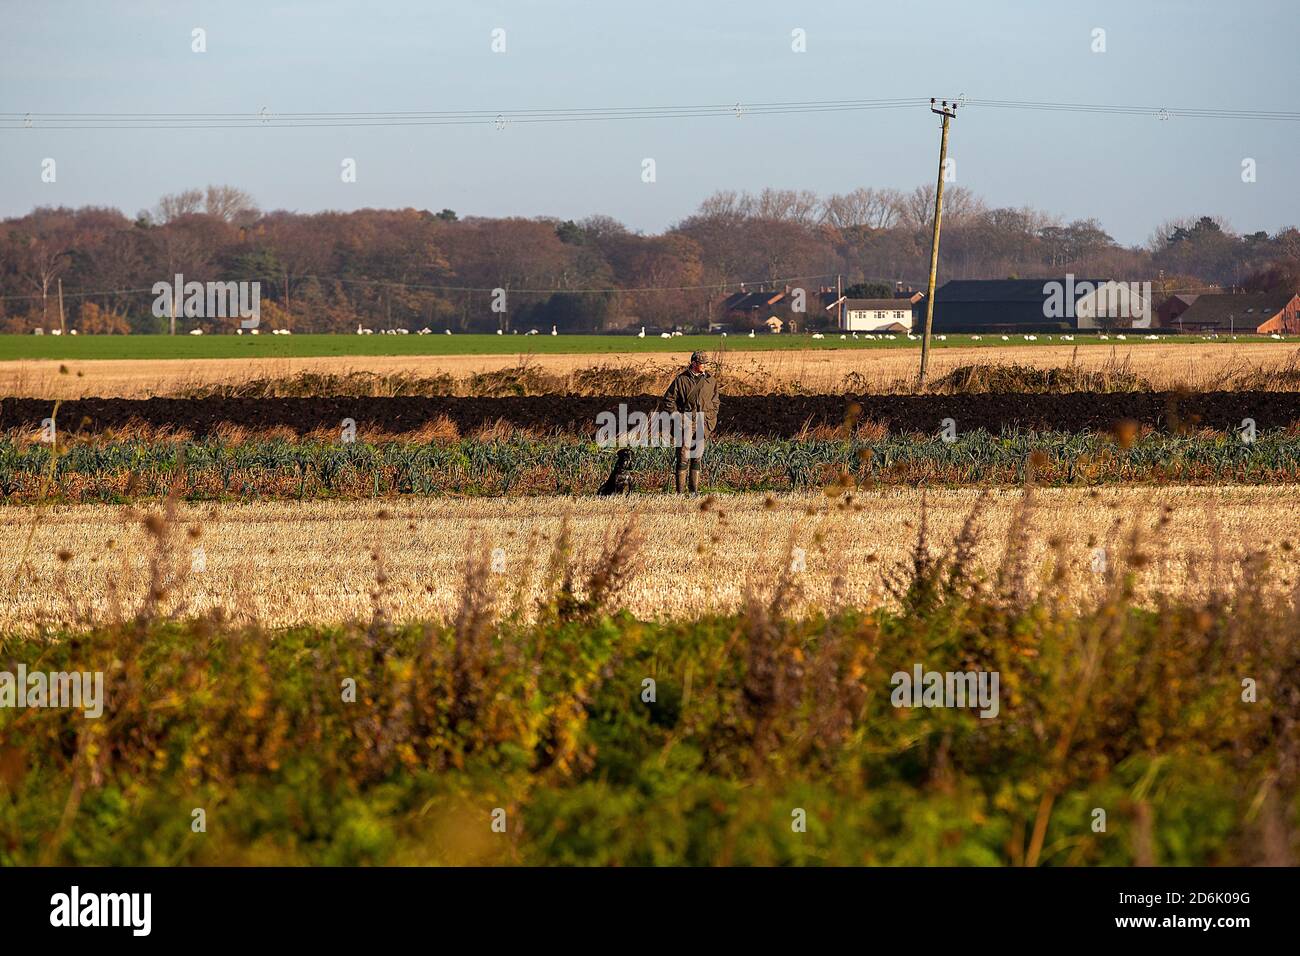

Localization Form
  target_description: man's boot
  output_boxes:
[675,469,687,494]
[687,466,700,493]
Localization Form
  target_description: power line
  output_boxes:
[0,272,843,302]
[0,98,929,130]
[2,96,1296,130]
[965,99,1299,121]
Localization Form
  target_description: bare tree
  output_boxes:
[154,189,204,224]
[822,188,905,229]
[153,225,212,333]
[902,184,984,230]
[204,185,260,225]
[694,190,753,225]
[752,188,822,225]
[21,238,71,328]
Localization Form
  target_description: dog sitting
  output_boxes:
[598,448,634,495]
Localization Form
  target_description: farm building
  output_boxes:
[931,278,1152,332]
[1172,291,1300,334]
[840,298,915,332]
[720,289,787,324]
[718,287,803,332]
[1073,281,1153,329]
[1154,293,1200,329]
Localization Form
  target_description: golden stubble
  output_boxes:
[2,485,1298,635]
[5,343,1300,398]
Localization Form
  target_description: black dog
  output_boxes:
[598,448,634,495]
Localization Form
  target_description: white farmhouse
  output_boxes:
[840,298,913,333]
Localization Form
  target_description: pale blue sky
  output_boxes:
[1,0,1296,244]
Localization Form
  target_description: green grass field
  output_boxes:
[0,331,1221,361]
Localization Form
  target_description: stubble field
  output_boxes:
[5,341,1300,399]
[4,486,1296,636]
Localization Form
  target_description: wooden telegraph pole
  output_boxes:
[919,98,958,385]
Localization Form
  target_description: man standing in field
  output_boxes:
[661,350,720,494]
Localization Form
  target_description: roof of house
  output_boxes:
[935,279,1111,303]
[723,290,785,311]
[844,298,913,311]
[1175,292,1297,327]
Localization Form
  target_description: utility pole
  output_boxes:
[57,278,65,334]
[837,274,843,330]
[919,98,958,385]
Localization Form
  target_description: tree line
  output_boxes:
[1,184,1297,334]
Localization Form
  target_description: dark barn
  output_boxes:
[931,278,1108,332]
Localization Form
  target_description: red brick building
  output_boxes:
[1173,292,1300,334]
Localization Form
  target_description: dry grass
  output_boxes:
[8,343,1300,398]
[5,485,1299,634]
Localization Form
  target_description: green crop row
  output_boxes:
[4,429,1300,502]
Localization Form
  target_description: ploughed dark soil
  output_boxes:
[3,392,1298,438]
